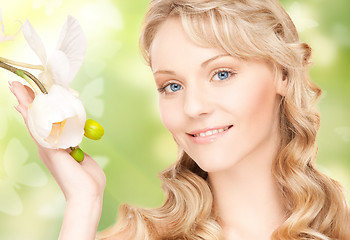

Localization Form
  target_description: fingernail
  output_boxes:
[8,81,13,87]
[14,105,20,113]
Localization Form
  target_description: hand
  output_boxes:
[9,81,106,202]
[10,81,106,239]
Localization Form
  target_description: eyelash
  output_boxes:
[157,81,180,94]
[211,68,236,81]
[157,68,237,94]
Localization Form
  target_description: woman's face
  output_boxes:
[150,17,284,173]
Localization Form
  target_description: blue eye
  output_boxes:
[213,70,233,81]
[212,69,235,81]
[165,83,182,92]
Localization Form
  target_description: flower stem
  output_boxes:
[0,61,48,94]
[0,57,44,71]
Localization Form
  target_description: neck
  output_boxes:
[208,136,286,240]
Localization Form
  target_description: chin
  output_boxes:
[190,154,238,174]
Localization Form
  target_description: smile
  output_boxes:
[188,125,233,138]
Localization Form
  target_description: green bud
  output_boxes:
[70,148,85,162]
[15,69,25,78]
[84,119,104,140]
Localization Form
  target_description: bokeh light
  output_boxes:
[0,0,349,238]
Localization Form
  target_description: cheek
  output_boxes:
[238,80,279,136]
[247,84,275,113]
[158,99,183,134]
[218,75,278,129]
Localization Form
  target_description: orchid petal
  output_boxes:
[27,84,86,149]
[27,108,53,148]
[56,15,87,84]
[38,71,54,90]
[55,116,84,149]
[22,20,47,66]
[47,50,70,88]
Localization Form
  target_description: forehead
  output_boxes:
[150,17,226,71]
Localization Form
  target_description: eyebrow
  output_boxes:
[152,54,232,76]
[200,54,231,68]
[153,70,176,76]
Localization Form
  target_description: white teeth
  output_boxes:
[194,126,231,137]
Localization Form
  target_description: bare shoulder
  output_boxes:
[96,229,132,240]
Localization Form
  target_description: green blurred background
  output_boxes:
[0,0,349,239]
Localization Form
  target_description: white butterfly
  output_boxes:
[335,126,350,142]
[37,191,65,219]
[32,0,63,16]
[0,106,8,140]
[93,155,109,169]
[79,77,104,118]
[0,8,21,42]
[288,2,319,32]
[0,138,47,215]
[332,24,350,48]
[0,87,23,140]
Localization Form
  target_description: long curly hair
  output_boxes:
[98,0,350,239]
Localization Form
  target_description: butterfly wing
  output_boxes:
[80,77,104,118]
[0,180,23,216]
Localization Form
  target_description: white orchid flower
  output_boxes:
[22,15,87,90]
[21,16,87,149]
[27,85,86,149]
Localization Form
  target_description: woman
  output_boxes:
[10,0,350,239]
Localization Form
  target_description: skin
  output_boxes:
[9,81,105,239]
[151,17,286,239]
[9,16,288,240]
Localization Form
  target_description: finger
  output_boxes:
[80,154,106,187]
[14,104,28,120]
[24,85,35,100]
[38,148,83,177]
[11,81,35,108]
[11,81,35,119]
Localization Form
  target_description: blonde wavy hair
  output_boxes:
[98,0,350,239]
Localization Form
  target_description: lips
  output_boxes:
[187,125,233,138]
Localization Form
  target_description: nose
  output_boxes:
[183,84,213,118]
